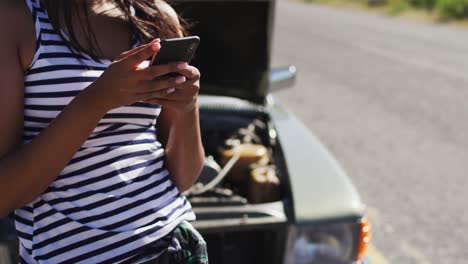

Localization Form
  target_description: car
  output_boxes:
[0,0,371,263]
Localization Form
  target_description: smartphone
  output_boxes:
[150,36,200,66]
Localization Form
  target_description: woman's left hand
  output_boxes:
[143,62,200,114]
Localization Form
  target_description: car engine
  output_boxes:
[188,100,286,207]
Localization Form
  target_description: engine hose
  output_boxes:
[189,152,241,195]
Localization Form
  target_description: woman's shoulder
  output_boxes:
[0,0,36,71]
[0,0,34,37]
[154,0,181,25]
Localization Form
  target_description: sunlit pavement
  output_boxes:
[272,1,468,263]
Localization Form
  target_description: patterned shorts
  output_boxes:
[133,221,208,264]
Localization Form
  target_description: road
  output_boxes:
[271,1,468,264]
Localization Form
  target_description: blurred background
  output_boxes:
[271,0,468,263]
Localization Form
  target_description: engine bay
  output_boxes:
[187,101,286,207]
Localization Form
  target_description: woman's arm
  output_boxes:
[0,5,109,215]
[158,103,205,193]
[0,18,110,215]
[153,1,205,192]
[0,5,183,217]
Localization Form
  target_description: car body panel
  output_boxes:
[266,96,365,223]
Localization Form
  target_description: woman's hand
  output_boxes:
[144,62,201,115]
[86,39,191,112]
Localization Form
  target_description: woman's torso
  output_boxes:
[14,1,195,263]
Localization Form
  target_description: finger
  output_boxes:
[174,77,199,88]
[141,75,185,93]
[176,65,200,80]
[136,64,180,80]
[144,83,197,100]
[176,62,200,79]
[148,84,197,102]
[159,62,193,78]
[164,88,197,101]
[114,45,146,62]
[137,87,177,101]
[115,39,160,61]
[121,41,161,68]
[124,75,186,93]
[172,80,200,93]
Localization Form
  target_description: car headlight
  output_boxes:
[284,218,371,264]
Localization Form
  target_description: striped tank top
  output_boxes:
[14,0,196,263]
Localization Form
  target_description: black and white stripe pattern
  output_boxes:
[15,1,196,263]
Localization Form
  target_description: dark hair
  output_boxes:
[42,0,187,59]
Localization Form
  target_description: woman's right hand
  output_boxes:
[86,39,186,112]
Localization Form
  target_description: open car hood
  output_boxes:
[175,0,275,104]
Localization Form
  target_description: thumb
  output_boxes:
[120,41,161,68]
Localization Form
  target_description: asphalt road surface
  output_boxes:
[271,1,468,264]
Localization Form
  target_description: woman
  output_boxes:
[0,0,206,263]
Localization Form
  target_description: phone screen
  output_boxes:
[150,36,200,66]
